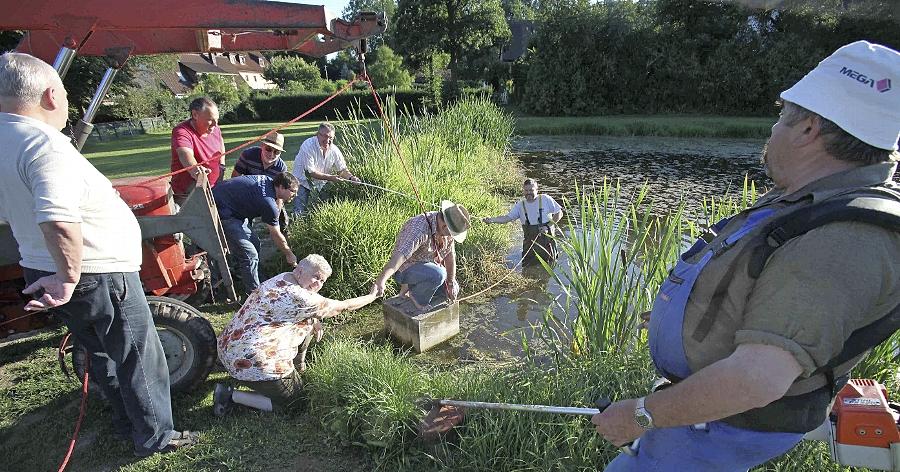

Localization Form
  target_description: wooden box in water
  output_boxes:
[383,300,460,353]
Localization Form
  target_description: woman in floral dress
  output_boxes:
[213,254,377,415]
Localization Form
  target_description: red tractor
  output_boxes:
[0,0,386,391]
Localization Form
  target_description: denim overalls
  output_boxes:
[605,208,804,472]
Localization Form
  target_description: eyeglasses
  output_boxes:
[263,146,282,156]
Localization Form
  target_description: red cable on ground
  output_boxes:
[57,357,89,472]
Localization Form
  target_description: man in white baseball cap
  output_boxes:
[592,41,900,471]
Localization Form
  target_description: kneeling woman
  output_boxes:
[213,254,377,415]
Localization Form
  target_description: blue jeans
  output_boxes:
[23,269,176,455]
[394,262,449,306]
[221,218,262,293]
[292,185,329,216]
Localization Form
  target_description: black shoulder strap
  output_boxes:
[692,189,900,344]
[747,193,900,278]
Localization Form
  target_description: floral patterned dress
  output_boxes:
[218,273,325,381]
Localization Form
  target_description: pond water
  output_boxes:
[429,135,770,361]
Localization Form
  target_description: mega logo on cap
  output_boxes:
[840,66,892,92]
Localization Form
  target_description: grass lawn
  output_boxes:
[0,305,389,472]
[82,121,330,179]
[513,115,775,138]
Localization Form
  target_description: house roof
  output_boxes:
[177,54,233,74]
[214,52,267,75]
[159,72,192,96]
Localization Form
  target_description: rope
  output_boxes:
[456,233,542,304]
[362,75,454,298]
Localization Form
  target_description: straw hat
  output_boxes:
[440,200,471,243]
[262,132,286,152]
[780,40,899,151]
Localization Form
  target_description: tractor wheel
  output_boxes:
[72,296,217,394]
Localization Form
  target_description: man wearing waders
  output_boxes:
[483,179,563,265]
[592,41,900,471]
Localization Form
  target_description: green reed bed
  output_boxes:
[283,97,521,299]
[534,178,897,472]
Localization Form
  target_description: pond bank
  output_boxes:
[513,115,775,139]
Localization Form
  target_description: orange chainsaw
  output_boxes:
[803,379,900,471]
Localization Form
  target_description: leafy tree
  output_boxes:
[263,55,326,91]
[393,0,510,74]
[367,45,412,89]
[327,50,360,81]
[192,74,249,114]
[423,51,450,109]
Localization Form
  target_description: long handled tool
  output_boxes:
[417,397,639,455]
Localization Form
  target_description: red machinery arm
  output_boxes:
[3,0,387,61]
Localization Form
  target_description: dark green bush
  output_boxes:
[252,90,428,121]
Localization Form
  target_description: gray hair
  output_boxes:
[318,122,335,134]
[782,101,899,165]
[299,254,333,278]
[0,53,61,106]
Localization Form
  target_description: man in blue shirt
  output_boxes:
[214,172,299,294]
[231,132,288,179]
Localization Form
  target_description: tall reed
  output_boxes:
[282,97,520,299]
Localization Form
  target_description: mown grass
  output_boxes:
[513,115,775,138]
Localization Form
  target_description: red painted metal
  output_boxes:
[3,0,387,63]
[110,177,204,299]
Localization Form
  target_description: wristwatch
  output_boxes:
[634,396,655,429]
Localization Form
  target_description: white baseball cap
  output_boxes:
[780,40,900,151]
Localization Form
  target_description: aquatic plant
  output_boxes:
[281,97,520,299]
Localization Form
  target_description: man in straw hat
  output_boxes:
[373,200,471,312]
[593,40,900,470]
[232,132,288,179]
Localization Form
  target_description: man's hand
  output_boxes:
[591,398,644,447]
[22,274,77,311]
[372,279,386,297]
[188,165,210,180]
[447,279,461,301]
[285,252,298,267]
[638,310,651,330]
[349,175,361,183]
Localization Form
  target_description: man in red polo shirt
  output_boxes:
[170,96,225,199]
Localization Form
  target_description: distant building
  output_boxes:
[156,51,277,96]
[180,52,276,90]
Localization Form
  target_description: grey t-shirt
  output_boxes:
[0,113,142,273]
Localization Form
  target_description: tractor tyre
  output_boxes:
[72,295,217,394]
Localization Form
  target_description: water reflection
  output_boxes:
[444,136,770,360]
